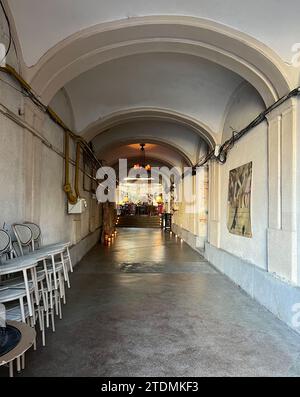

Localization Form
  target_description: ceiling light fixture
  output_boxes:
[133,143,151,171]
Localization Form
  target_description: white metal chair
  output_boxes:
[0,229,14,263]
[11,224,63,331]
[12,224,33,256]
[24,222,41,249]
[25,222,73,274]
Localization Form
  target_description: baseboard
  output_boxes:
[171,224,205,252]
[205,242,300,335]
[69,228,101,267]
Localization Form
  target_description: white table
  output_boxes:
[0,256,41,317]
[0,243,70,315]
[0,320,36,377]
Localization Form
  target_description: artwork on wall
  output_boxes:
[227,162,252,238]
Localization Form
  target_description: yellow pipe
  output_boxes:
[0,64,101,204]
[0,64,31,91]
[75,142,81,198]
[63,131,78,205]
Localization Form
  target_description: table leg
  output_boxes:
[22,269,33,317]
[51,255,58,290]
[9,361,13,377]
[61,252,70,288]
[30,267,39,305]
[42,259,50,290]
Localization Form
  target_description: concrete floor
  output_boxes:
[3,228,300,377]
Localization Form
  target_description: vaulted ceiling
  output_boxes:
[8,0,300,65]
[63,53,243,134]
[4,1,299,167]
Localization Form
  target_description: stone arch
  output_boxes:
[26,16,293,107]
[83,107,217,149]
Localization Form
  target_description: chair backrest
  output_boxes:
[0,229,15,263]
[0,229,10,263]
[0,229,10,253]
[24,222,42,249]
[12,224,33,256]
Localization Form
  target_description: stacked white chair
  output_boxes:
[0,229,39,374]
[0,223,73,376]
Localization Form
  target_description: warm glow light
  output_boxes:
[123,177,154,181]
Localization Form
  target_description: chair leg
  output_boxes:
[58,297,62,320]
[61,252,70,289]
[9,361,14,377]
[51,255,58,290]
[59,271,66,305]
[37,307,43,331]
[17,356,21,373]
[30,317,37,351]
[51,308,55,332]
[30,293,36,326]
[46,303,50,328]
[58,270,64,300]
[41,281,48,312]
[54,290,59,316]
[49,273,54,310]
[67,247,73,273]
[19,297,25,323]
[21,354,25,370]
[41,309,46,347]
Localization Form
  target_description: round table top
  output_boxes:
[0,321,36,365]
[0,284,33,303]
[0,255,39,275]
[0,241,70,276]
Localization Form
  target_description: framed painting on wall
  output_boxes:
[227,162,252,238]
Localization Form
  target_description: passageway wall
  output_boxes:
[208,82,268,268]
[173,82,300,334]
[0,27,102,264]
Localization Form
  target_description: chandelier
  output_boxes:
[133,143,151,171]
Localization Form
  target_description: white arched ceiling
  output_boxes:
[22,16,293,107]
[4,3,295,158]
[7,0,300,66]
[63,53,243,135]
[91,120,207,166]
[82,108,217,148]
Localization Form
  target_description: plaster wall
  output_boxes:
[0,24,101,259]
[216,83,268,268]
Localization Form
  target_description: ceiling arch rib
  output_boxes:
[82,108,217,148]
[27,17,293,107]
[92,121,207,168]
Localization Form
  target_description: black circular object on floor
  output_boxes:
[0,325,22,357]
